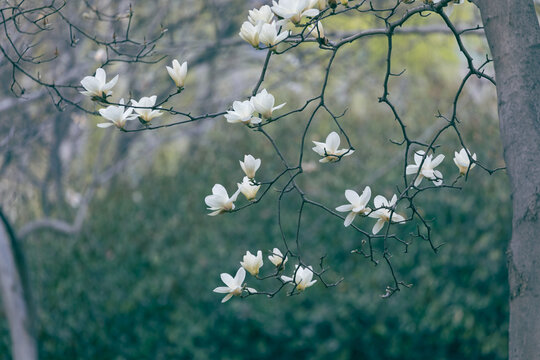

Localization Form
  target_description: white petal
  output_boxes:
[372,219,385,235]
[221,293,234,303]
[358,186,371,207]
[406,165,419,175]
[344,189,361,206]
[212,184,228,198]
[213,287,231,294]
[414,151,425,165]
[234,267,246,284]
[413,174,423,187]
[431,154,445,168]
[344,212,356,227]
[326,132,340,152]
[373,195,387,208]
[220,273,235,288]
[335,204,354,212]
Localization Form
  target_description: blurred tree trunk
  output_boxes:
[475,1,540,359]
[0,211,37,360]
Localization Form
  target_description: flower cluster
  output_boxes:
[336,187,406,234]
[80,59,188,129]
[239,5,290,48]
[336,147,477,232]
[213,246,316,303]
[207,0,477,304]
[225,88,286,125]
[204,154,262,216]
[405,148,477,187]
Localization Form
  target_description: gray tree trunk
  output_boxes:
[475,1,540,359]
[0,211,37,360]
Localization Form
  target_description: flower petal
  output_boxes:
[372,219,385,235]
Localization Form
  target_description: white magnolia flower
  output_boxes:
[368,194,406,235]
[259,22,289,47]
[204,184,240,216]
[307,21,325,39]
[97,99,137,129]
[166,59,188,88]
[130,95,163,123]
[271,0,319,24]
[248,5,275,25]
[250,89,286,119]
[225,100,260,125]
[281,265,317,291]
[454,148,477,175]
[268,248,288,267]
[237,176,260,201]
[312,131,354,163]
[240,154,261,179]
[213,267,256,303]
[239,21,263,47]
[80,67,118,98]
[406,150,445,187]
[335,186,371,227]
[240,250,264,276]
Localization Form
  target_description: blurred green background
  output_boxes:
[0,1,510,359]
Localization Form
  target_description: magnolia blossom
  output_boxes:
[406,150,445,187]
[80,68,118,98]
[268,248,288,267]
[240,154,261,179]
[213,267,256,303]
[454,148,477,175]
[336,186,371,227]
[259,22,289,47]
[240,250,264,276]
[312,131,354,163]
[239,21,263,47]
[97,99,137,129]
[166,59,187,88]
[368,194,406,235]
[250,89,286,119]
[271,0,319,24]
[237,176,260,201]
[248,5,275,24]
[225,100,260,125]
[307,21,325,39]
[131,95,163,123]
[281,265,317,291]
[204,184,240,216]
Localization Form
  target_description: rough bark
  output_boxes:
[0,210,38,360]
[475,1,540,359]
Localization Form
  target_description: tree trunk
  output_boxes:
[0,210,38,360]
[475,1,540,359]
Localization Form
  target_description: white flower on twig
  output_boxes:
[240,250,264,276]
[312,131,354,163]
[80,68,118,99]
[336,186,371,227]
[204,184,240,216]
[213,267,256,303]
[406,150,445,187]
[368,194,406,235]
[281,265,317,291]
[97,99,137,129]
